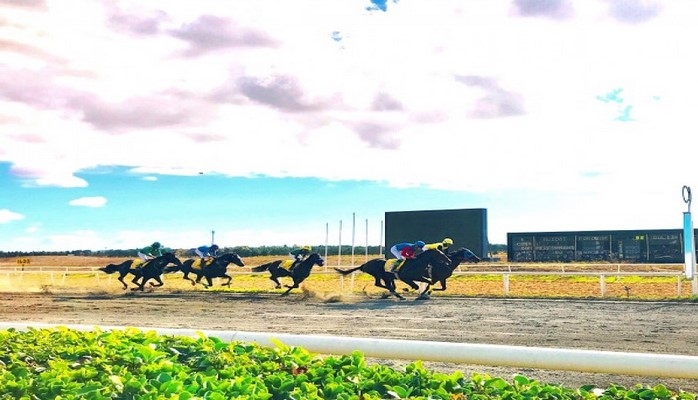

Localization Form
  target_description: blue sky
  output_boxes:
[1,0,696,251]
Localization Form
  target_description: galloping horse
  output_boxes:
[334,249,451,300]
[166,253,245,288]
[99,252,182,291]
[427,247,481,293]
[251,253,325,296]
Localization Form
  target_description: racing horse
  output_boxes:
[166,253,245,288]
[251,253,325,296]
[99,252,182,291]
[334,249,451,300]
[422,247,481,295]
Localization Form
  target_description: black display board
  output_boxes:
[385,208,488,259]
[508,229,697,263]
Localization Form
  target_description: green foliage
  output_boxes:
[0,327,695,399]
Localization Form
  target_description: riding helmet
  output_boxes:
[415,240,425,247]
[443,238,453,245]
[152,242,161,248]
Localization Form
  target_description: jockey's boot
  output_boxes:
[390,260,400,277]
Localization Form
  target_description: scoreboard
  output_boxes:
[508,229,694,263]
[385,208,489,259]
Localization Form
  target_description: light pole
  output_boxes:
[211,230,215,245]
[682,186,697,294]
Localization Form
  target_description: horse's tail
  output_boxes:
[333,265,363,276]
[251,262,274,273]
[99,264,119,274]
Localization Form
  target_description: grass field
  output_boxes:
[0,254,695,300]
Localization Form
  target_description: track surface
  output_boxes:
[2,290,698,393]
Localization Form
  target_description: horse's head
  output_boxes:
[455,247,481,263]
[163,252,183,266]
[309,253,325,267]
[221,252,245,267]
[422,248,451,264]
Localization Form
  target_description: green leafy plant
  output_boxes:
[0,327,695,399]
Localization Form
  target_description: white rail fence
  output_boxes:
[1,322,697,379]
[0,267,689,296]
[0,264,688,297]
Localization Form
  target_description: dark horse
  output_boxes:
[251,253,325,296]
[166,253,245,288]
[99,252,182,291]
[334,249,451,300]
[427,247,481,293]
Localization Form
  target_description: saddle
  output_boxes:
[383,259,405,272]
[280,259,295,270]
[191,258,213,270]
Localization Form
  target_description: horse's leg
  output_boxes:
[198,275,213,288]
[432,279,447,291]
[117,274,128,290]
[221,274,232,287]
[373,277,394,299]
[149,276,164,287]
[280,281,298,296]
[387,278,406,300]
[130,274,142,290]
[182,272,196,285]
[402,279,420,291]
[270,274,282,289]
[131,277,146,291]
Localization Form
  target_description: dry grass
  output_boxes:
[0,254,694,300]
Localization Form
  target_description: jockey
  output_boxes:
[138,242,163,263]
[389,241,425,276]
[289,245,312,271]
[425,237,454,253]
[195,244,220,264]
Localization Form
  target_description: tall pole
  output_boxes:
[351,212,356,266]
[324,222,329,266]
[211,230,215,245]
[338,220,342,267]
[365,218,369,262]
[682,186,697,294]
[379,220,384,257]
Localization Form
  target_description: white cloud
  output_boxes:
[0,209,24,224]
[1,0,697,248]
[68,196,107,208]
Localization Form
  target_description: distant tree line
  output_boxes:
[0,243,506,258]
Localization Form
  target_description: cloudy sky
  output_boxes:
[1,0,696,253]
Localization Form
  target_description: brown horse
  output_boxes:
[251,253,325,296]
[99,252,182,291]
[427,247,481,293]
[166,253,245,288]
[334,249,451,300]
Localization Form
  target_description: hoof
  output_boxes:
[274,285,281,289]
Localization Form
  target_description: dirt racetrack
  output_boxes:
[2,289,698,393]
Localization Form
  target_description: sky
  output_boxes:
[1,0,697,252]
